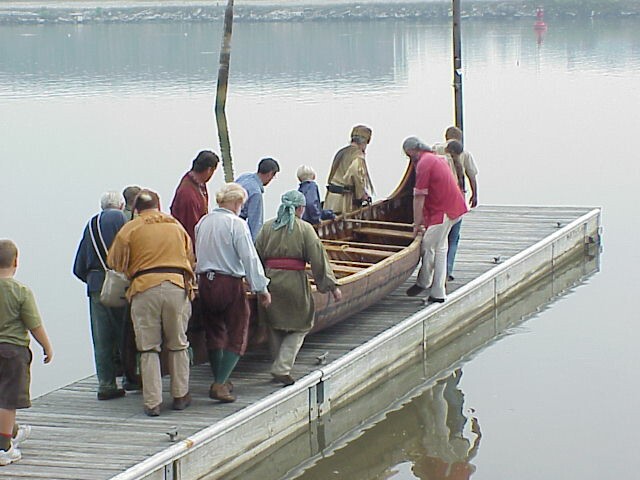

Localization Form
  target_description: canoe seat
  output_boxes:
[323,244,394,260]
[353,227,415,241]
[329,264,366,275]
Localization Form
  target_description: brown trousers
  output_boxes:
[198,274,250,356]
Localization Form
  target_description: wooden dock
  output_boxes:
[5,205,601,480]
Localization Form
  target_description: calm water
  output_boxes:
[1,14,639,478]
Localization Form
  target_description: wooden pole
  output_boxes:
[452,0,464,131]
[215,0,235,182]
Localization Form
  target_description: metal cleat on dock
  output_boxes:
[316,351,329,364]
[166,427,179,442]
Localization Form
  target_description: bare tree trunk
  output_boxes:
[215,0,235,182]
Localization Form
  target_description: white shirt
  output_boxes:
[194,207,269,293]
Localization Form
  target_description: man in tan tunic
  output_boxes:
[256,190,342,385]
[324,125,374,215]
[108,190,195,417]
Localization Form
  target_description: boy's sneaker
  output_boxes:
[0,445,21,466]
[13,425,31,448]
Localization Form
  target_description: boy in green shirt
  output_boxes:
[0,239,53,466]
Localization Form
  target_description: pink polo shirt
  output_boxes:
[414,151,468,228]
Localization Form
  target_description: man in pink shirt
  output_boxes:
[403,137,468,302]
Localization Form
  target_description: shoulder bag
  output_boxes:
[89,214,130,307]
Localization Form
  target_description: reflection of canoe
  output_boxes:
[188,161,421,360]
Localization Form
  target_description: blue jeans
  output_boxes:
[89,292,126,393]
[447,218,462,276]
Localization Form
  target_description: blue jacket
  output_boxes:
[298,180,335,225]
[236,172,264,242]
[73,209,127,295]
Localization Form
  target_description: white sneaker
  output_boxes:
[13,425,31,448]
[0,445,22,466]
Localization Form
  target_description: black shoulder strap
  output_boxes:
[89,214,108,269]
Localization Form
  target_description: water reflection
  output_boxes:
[2,18,638,99]
[226,239,599,480]
[293,370,481,480]
[405,370,481,480]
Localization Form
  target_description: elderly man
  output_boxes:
[108,190,195,417]
[256,190,342,385]
[433,126,479,281]
[403,137,468,303]
[325,125,374,215]
[170,150,220,245]
[73,191,128,400]
[235,158,280,242]
[195,183,271,403]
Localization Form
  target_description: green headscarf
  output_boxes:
[272,190,306,232]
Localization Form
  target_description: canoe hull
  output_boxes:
[188,162,419,362]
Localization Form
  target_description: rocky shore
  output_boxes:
[0,0,638,24]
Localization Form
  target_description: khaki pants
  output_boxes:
[268,327,308,376]
[130,282,191,409]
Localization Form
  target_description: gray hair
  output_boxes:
[100,191,124,210]
[216,182,248,206]
[402,136,432,154]
[296,164,316,182]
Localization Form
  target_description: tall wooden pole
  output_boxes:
[215,0,235,182]
[452,0,464,132]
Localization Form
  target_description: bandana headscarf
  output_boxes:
[272,190,306,232]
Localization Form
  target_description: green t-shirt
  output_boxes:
[0,277,42,347]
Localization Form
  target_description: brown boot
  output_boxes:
[209,382,236,403]
[172,392,192,411]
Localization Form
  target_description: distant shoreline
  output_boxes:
[1,1,638,25]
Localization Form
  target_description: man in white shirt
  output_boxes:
[194,183,271,403]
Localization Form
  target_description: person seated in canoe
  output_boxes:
[296,165,336,225]
[324,125,375,215]
[194,183,271,402]
[255,190,342,386]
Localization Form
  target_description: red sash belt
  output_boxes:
[265,258,306,270]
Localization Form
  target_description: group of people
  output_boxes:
[0,123,478,465]
[72,149,345,418]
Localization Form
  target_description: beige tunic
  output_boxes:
[324,144,371,214]
[255,218,337,332]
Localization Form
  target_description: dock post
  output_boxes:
[452,0,464,131]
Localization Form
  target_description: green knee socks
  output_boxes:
[208,349,223,379]
[207,349,240,384]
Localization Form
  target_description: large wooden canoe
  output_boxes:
[309,160,420,332]
[186,161,420,361]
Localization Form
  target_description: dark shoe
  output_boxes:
[144,405,161,417]
[209,383,236,403]
[427,296,445,304]
[97,388,126,401]
[447,275,455,282]
[172,393,192,411]
[406,284,426,297]
[271,373,295,386]
[123,380,142,392]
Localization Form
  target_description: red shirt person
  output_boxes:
[403,137,468,303]
[170,150,220,246]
